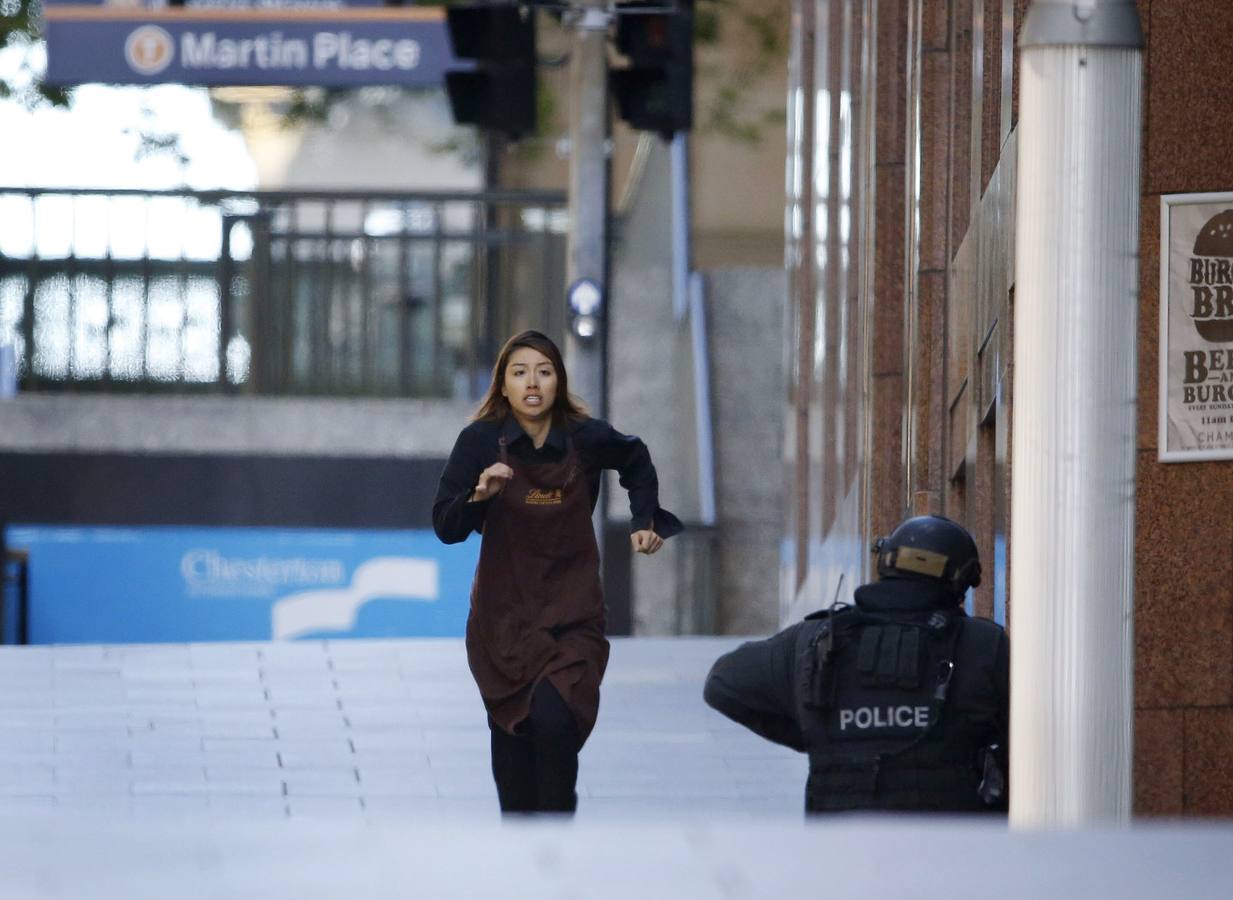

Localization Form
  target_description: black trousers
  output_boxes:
[489,679,582,814]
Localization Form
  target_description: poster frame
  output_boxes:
[1158,190,1233,463]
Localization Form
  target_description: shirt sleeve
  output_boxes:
[432,424,494,545]
[582,419,684,537]
[703,623,808,752]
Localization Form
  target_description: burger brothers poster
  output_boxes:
[1160,192,1233,462]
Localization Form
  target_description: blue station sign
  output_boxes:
[42,1,462,87]
[4,524,480,644]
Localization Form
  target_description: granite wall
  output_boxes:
[1133,0,1233,817]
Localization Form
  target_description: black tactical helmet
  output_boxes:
[872,515,982,596]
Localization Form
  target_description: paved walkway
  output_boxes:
[2,636,1230,899]
[0,636,802,819]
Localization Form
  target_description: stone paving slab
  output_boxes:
[0,636,800,818]
[3,635,1225,898]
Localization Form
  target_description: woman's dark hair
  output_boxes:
[472,330,589,424]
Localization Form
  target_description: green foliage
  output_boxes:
[694,2,721,44]
[279,88,342,129]
[694,0,789,145]
[0,0,70,107]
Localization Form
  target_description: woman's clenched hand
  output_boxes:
[630,529,664,555]
[472,463,514,501]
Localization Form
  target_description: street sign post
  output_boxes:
[42,1,461,87]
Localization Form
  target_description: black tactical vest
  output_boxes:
[795,603,1004,813]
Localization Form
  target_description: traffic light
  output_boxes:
[610,1,693,140]
[444,3,537,139]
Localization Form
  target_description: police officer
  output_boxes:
[704,515,1008,814]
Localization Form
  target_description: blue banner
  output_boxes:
[4,525,479,644]
[42,4,462,87]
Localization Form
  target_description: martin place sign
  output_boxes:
[43,1,460,87]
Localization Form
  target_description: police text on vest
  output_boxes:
[838,705,930,731]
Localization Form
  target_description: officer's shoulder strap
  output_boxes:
[804,602,850,622]
[955,615,1005,670]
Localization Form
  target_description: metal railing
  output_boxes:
[0,187,568,398]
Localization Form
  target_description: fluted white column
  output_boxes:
[1010,0,1143,827]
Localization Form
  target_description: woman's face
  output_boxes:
[502,346,558,422]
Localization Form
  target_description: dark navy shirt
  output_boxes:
[432,415,684,545]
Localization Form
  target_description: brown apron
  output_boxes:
[465,432,610,742]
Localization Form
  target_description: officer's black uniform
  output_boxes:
[704,516,1009,814]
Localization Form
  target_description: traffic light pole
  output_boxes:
[565,0,609,419]
[565,0,612,585]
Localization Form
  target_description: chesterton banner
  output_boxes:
[1160,192,1233,462]
[3,525,478,644]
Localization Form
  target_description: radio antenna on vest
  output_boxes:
[821,573,845,663]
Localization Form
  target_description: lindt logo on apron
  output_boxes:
[525,488,564,505]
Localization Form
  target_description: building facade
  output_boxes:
[784,0,1233,815]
